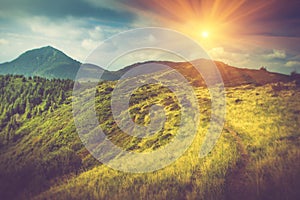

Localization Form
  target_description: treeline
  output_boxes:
[0,75,100,199]
[0,74,74,143]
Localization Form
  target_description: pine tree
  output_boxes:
[25,99,32,119]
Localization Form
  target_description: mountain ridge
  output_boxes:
[0,46,297,86]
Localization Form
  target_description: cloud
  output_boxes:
[0,39,9,45]
[88,26,104,40]
[0,0,136,27]
[265,49,286,60]
[24,17,84,39]
[208,47,250,66]
[81,39,98,51]
[0,15,128,62]
[285,61,300,67]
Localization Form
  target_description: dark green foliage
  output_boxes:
[0,75,73,144]
[0,75,89,199]
[42,147,82,179]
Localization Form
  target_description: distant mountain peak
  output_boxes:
[0,46,81,79]
[43,45,56,49]
[19,46,70,59]
[22,45,58,53]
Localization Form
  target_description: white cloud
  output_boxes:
[88,26,104,40]
[265,49,286,59]
[81,39,98,51]
[0,39,9,45]
[285,61,300,67]
[208,47,250,67]
[25,17,84,39]
[208,47,225,58]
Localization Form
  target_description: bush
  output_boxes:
[43,148,82,179]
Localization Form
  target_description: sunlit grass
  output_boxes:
[33,81,300,200]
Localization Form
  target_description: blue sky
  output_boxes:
[0,0,299,74]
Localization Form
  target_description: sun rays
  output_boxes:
[123,0,276,48]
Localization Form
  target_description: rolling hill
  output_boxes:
[0,74,299,200]
[0,46,296,86]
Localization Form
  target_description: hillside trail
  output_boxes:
[223,125,253,200]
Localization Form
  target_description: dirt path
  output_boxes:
[224,125,252,200]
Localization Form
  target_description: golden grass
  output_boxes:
[34,82,300,200]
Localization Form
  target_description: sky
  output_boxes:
[0,0,299,74]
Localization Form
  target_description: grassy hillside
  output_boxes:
[34,81,300,200]
[0,75,99,199]
[0,73,299,199]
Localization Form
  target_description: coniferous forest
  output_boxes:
[0,75,73,143]
[0,75,85,198]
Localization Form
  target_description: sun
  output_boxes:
[201,31,209,38]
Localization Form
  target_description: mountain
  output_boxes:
[0,46,297,86]
[0,46,121,80]
[0,46,81,79]
[171,59,292,87]
[113,59,293,87]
